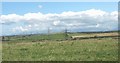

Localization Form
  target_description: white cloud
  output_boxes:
[53,20,60,25]
[0,14,23,24]
[13,26,29,32]
[96,24,100,27]
[38,5,42,8]
[0,9,118,34]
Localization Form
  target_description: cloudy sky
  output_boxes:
[1,2,118,36]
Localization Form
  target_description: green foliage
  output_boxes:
[2,37,118,61]
[5,33,69,42]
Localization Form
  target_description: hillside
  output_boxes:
[2,31,119,61]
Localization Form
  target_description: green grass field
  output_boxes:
[2,32,118,61]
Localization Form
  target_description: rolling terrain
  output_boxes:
[2,31,119,61]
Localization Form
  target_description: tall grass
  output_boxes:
[2,37,118,61]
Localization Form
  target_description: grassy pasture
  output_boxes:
[2,32,119,61]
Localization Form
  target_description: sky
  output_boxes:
[2,0,120,2]
[1,2,118,36]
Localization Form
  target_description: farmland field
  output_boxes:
[2,32,119,61]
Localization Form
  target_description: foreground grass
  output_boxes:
[2,37,118,61]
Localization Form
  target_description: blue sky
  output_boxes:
[2,0,119,2]
[1,2,118,36]
[3,2,118,15]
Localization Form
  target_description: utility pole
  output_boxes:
[2,36,5,41]
[47,27,50,40]
[64,28,68,40]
